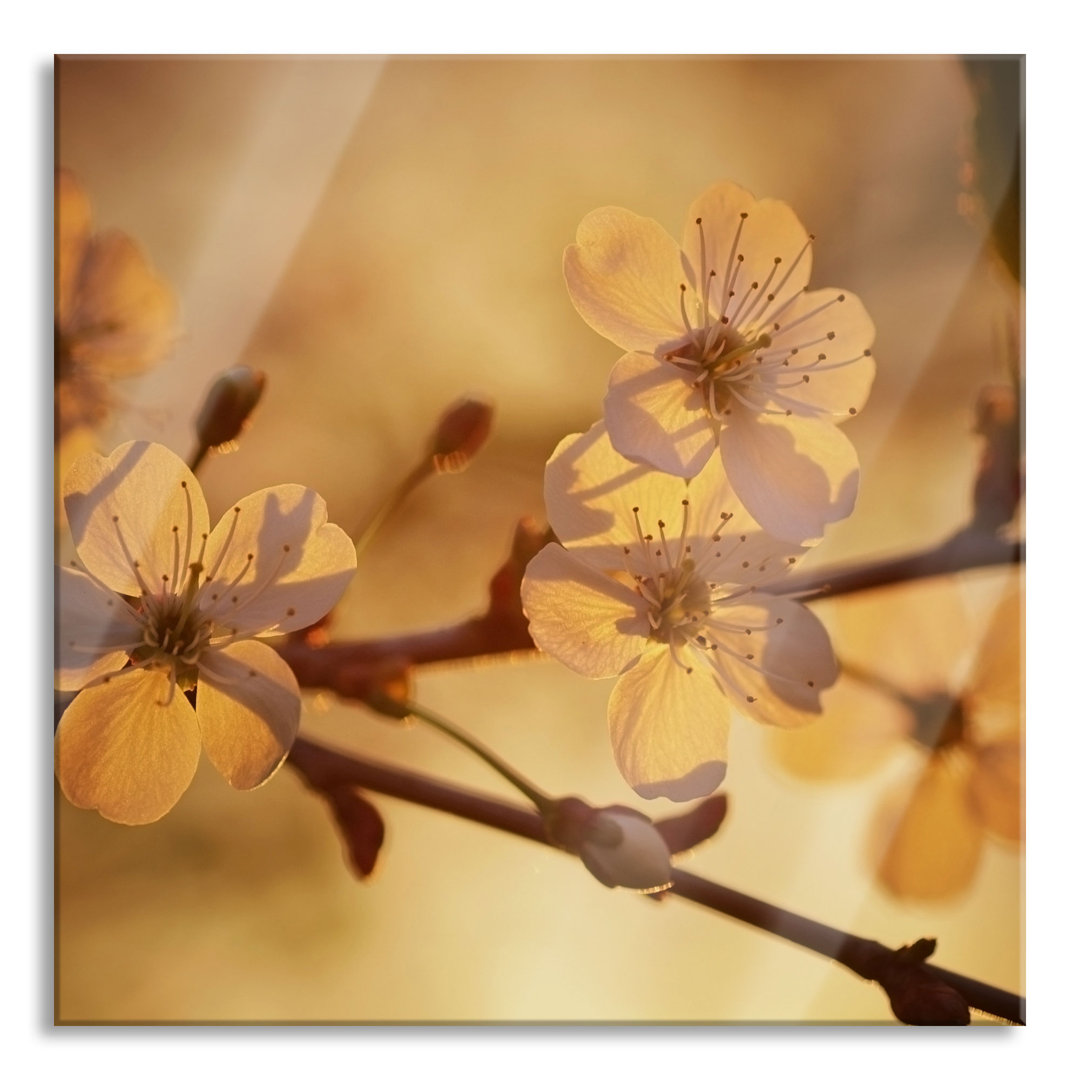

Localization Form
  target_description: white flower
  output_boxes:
[578,807,673,893]
[521,422,838,801]
[56,441,357,825]
[564,181,875,543]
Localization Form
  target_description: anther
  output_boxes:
[286,607,296,617]
[826,331,836,340]
[849,407,857,415]
[746,695,756,703]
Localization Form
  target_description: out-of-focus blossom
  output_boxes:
[56,441,357,825]
[564,181,875,543]
[55,169,177,440]
[770,578,1023,900]
[521,422,837,801]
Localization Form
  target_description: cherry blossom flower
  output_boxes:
[55,169,177,441]
[564,181,876,543]
[520,422,838,801]
[56,441,357,825]
[769,577,1023,900]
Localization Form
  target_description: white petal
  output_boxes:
[719,412,860,543]
[564,207,687,353]
[604,352,717,478]
[762,289,876,417]
[196,640,301,790]
[684,183,811,328]
[197,485,356,636]
[63,441,210,598]
[55,667,202,825]
[706,595,838,727]
[608,646,730,801]
[544,421,688,558]
[521,543,649,677]
[55,566,140,690]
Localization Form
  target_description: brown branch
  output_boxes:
[287,736,1025,1025]
[774,526,1023,604]
[280,527,1023,699]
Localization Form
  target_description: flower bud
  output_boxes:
[428,397,493,473]
[195,366,267,449]
[578,806,673,893]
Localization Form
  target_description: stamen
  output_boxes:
[719,212,748,320]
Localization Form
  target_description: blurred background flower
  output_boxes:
[770,576,1023,901]
[55,55,1023,1022]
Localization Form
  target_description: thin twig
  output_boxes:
[286,737,1025,1025]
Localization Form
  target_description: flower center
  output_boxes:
[658,214,868,423]
[621,497,800,688]
[131,561,214,687]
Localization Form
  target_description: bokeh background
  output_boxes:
[54,55,1023,1023]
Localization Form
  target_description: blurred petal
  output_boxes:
[609,647,729,801]
[768,675,911,781]
[198,485,356,636]
[967,579,1024,745]
[719,411,860,543]
[56,169,92,326]
[55,566,140,691]
[55,667,201,825]
[604,352,716,478]
[707,595,838,727]
[564,206,686,353]
[971,740,1024,842]
[66,230,177,377]
[521,543,649,677]
[872,750,982,901]
[684,182,811,322]
[63,441,210,598]
[196,639,301,790]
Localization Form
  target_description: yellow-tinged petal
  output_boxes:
[769,676,911,781]
[197,484,356,636]
[66,230,178,378]
[971,740,1024,842]
[63,441,210,598]
[564,206,687,353]
[872,749,983,901]
[609,647,730,801]
[55,667,202,825]
[55,566,140,691]
[718,411,859,544]
[521,543,649,677]
[683,182,811,322]
[196,640,301,790]
[604,352,716,478]
[543,421,761,575]
[56,169,92,326]
[967,580,1024,746]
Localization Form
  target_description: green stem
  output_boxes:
[404,699,555,813]
[353,459,433,559]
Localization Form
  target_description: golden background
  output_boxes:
[55,55,1023,1023]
